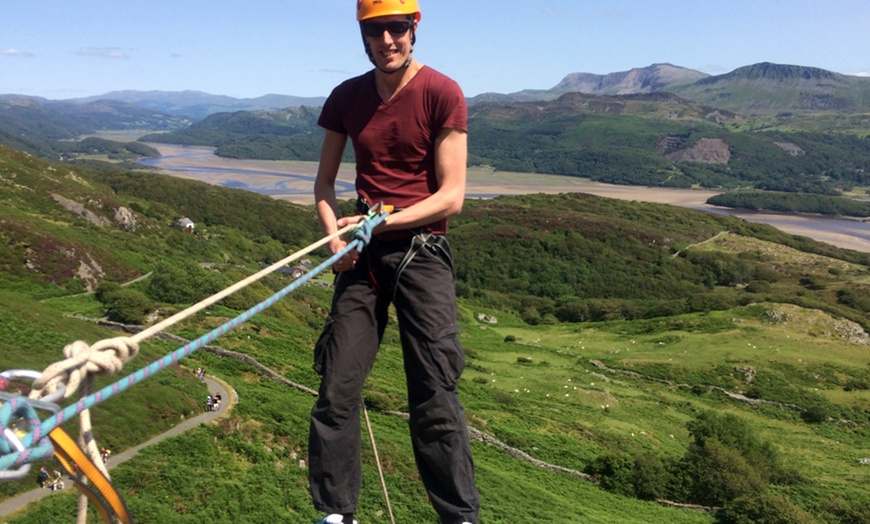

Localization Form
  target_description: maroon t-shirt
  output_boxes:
[318,66,467,235]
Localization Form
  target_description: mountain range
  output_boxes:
[0,90,326,122]
[3,61,870,199]
[67,90,327,121]
[4,62,870,127]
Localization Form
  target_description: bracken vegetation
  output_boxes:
[1,145,869,523]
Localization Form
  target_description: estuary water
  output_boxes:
[139,145,870,254]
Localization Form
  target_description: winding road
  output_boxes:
[0,375,236,519]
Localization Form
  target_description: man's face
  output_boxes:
[361,15,416,72]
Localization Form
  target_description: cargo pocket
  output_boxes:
[312,315,335,376]
[426,324,465,388]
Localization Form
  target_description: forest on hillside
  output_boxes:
[137,94,870,200]
[708,190,870,217]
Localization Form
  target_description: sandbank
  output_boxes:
[143,145,870,253]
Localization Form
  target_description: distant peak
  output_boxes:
[714,62,839,82]
[552,64,708,95]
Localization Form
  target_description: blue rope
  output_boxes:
[0,212,387,474]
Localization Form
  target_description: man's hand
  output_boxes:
[330,215,365,272]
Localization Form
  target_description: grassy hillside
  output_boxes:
[0,145,320,297]
[450,193,870,331]
[466,95,870,194]
[0,290,206,502]
[0,97,187,162]
[1,147,869,522]
[135,91,870,198]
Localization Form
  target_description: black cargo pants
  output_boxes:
[309,232,479,524]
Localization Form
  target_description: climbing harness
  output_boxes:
[0,206,390,522]
[394,231,453,296]
[356,196,453,301]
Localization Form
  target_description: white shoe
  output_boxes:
[314,515,358,524]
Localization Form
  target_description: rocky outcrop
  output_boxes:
[76,253,105,292]
[51,194,112,227]
[114,206,138,231]
[51,194,138,231]
[774,141,806,157]
[476,313,498,324]
[665,137,730,164]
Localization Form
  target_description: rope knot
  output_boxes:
[352,219,377,251]
[30,338,140,400]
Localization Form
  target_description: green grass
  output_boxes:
[0,290,210,502]
[5,278,870,521]
[3,156,869,521]
[456,304,870,506]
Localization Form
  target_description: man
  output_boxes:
[309,1,479,523]
[37,466,49,488]
[49,469,64,492]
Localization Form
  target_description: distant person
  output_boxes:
[309,1,478,523]
[206,395,214,412]
[37,466,49,488]
[50,469,64,491]
[101,448,112,465]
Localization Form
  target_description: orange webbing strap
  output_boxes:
[48,427,134,524]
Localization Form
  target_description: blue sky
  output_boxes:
[2,0,869,100]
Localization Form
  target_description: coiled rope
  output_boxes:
[0,209,387,477]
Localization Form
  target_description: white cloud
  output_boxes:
[75,47,129,59]
[856,71,870,77]
[1,48,35,57]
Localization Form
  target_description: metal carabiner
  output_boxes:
[0,369,66,404]
[1,370,63,481]
[0,427,28,480]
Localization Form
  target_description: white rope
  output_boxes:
[364,404,396,524]
[18,221,390,524]
[75,377,103,524]
[131,223,357,344]
[28,223,356,402]
[27,339,131,524]
[29,338,139,401]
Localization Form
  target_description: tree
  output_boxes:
[632,453,669,501]
[95,281,122,303]
[146,259,228,304]
[585,451,636,497]
[684,438,767,506]
[716,493,816,524]
[104,288,153,324]
[686,411,780,480]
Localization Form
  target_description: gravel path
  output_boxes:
[0,375,235,519]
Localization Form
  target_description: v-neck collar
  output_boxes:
[375,64,426,105]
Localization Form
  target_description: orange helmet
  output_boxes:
[357,0,421,22]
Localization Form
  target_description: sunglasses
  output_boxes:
[361,20,413,38]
